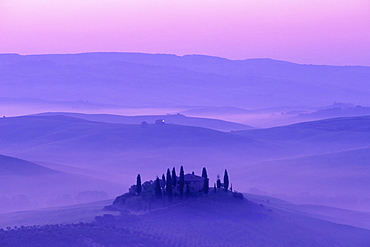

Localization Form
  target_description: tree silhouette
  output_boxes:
[155,177,162,199]
[166,169,173,201]
[216,175,221,189]
[202,167,209,194]
[172,167,177,188]
[140,180,155,212]
[161,174,166,192]
[224,169,229,192]
[204,178,209,194]
[179,166,185,198]
[202,167,208,178]
[136,174,142,194]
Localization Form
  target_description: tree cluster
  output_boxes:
[117,167,233,211]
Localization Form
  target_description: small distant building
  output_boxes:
[155,119,165,125]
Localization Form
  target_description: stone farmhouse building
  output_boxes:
[176,173,205,193]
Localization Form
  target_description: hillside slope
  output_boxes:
[241,148,370,211]
[0,153,122,213]
[128,193,370,247]
[229,116,370,210]
[0,115,267,151]
[1,192,369,247]
[234,115,370,156]
[0,154,58,176]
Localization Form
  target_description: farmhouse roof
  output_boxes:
[183,174,204,182]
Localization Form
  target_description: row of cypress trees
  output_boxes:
[136,167,230,202]
[160,166,188,201]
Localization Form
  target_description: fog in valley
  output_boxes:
[1,53,370,246]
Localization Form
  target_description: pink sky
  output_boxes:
[1,0,370,65]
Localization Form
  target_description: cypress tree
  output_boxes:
[172,167,177,188]
[155,177,162,199]
[216,175,221,189]
[161,174,166,190]
[166,168,173,201]
[202,167,209,194]
[204,178,209,194]
[136,174,142,194]
[224,169,229,192]
[179,166,185,198]
[202,167,208,178]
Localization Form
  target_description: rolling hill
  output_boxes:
[234,115,370,156]
[33,112,254,131]
[0,154,58,176]
[2,114,370,210]
[297,103,370,120]
[237,148,370,211]
[0,115,272,157]
[0,115,277,192]
[231,116,370,210]
[0,153,122,213]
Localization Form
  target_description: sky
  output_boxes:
[1,0,370,66]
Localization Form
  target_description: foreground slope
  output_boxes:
[1,192,369,247]
[130,193,370,247]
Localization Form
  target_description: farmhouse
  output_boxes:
[177,173,205,193]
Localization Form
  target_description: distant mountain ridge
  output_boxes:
[1,52,370,110]
[297,103,370,120]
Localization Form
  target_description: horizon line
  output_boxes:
[1,51,368,68]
